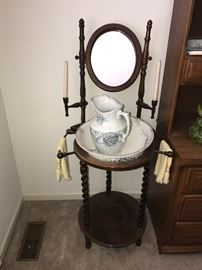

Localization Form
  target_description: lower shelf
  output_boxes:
[78,191,146,248]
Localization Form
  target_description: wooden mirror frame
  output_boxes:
[85,23,142,92]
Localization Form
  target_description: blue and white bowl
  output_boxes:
[76,116,154,162]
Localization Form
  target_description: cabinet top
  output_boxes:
[168,134,202,164]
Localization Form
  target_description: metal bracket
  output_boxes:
[154,150,174,157]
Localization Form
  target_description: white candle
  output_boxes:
[152,60,161,101]
[63,61,68,97]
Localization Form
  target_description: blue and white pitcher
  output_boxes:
[89,94,132,155]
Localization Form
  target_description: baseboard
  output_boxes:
[0,198,23,259]
[23,192,140,201]
[23,193,83,201]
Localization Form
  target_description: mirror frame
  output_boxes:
[86,23,142,92]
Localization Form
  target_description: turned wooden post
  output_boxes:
[136,20,152,118]
[138,162,150,227]
[80,160,91,249]
[106,170,112,195]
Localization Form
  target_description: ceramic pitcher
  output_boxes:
[89,94,132,155]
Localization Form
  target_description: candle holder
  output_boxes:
[63,97,69,117]
[136,99,158,119]
[63,97,88,117]
[151,100,158,119]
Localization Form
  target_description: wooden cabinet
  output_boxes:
[147,0,202,253]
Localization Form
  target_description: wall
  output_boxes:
[0,87,23,257]
[1,0,174,199]
[0,4,22,253]
[0,2,22,257]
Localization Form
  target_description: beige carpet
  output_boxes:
[1,200,202,270]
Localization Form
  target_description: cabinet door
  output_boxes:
[178,195,202,221]
[183,167,202,194]
[181,57,202,85]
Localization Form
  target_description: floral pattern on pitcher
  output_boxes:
[90,127,127,148]
[96,114,107,125]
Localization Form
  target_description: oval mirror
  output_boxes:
[86,24,142,92]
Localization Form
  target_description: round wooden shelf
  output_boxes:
[74,140,150,171]
[78,191,146,248]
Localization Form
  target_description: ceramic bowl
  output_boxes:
[75,116,154,162]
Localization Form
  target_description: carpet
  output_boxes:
[1,200,202,270]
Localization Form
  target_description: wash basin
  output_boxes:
[75,116,154,162]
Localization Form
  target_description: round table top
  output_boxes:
[73,140,150,171]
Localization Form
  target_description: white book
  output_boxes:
[187,50,202,55]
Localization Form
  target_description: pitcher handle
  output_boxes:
[117,111,132,142]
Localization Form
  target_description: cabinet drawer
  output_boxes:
[171,222,202,245]
[183,168,202,193]
[181,57,202,84]
[178,195,202,221]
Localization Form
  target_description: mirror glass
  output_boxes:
[86,24,142,92]
[91,31,136,87]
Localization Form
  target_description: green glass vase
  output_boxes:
[189,104,202,144]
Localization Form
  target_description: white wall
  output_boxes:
[0,87,23,257]
[0,2,22,256]
[0,5,22,253]
[1,0,174,198]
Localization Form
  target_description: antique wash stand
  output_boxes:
[57,19,166,249]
